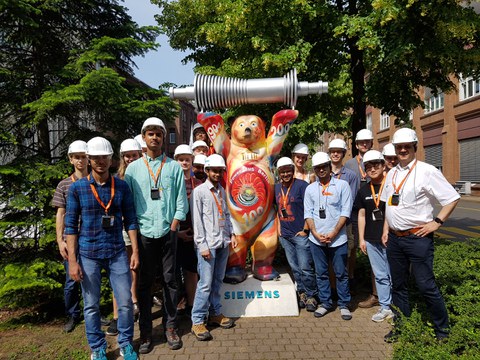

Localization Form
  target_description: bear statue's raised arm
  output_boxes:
[266,109,299,166]
[197,112,230,159]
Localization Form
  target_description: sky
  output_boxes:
[122,0,195,88]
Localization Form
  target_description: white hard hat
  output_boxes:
[328,138,347,151]
[382,143,396,157]
[205,154,226,169]
[312,152,331,167]
[87,137,113,156]
[134,134,146,149]
[292,143,309,155]
[193,123,205,133]
[141,117,166,135]
[120,139,142,154]
[355,129,374,141]
[193,154,207,165]
[276,157,295,169]
[392,128,418,145]
[68,140,88,154]
[192,140,208,150]
[174,144,193,159]
[363,150,384,164]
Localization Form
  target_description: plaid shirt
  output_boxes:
[64,173,138,259]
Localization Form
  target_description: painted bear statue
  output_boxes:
[198,109,299,283]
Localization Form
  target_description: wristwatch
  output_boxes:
[303,228,310,235]
[434,217,444,225]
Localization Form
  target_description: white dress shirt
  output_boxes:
[380,159,460,231]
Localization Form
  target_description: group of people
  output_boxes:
[53,118,232,359]
[53,118,459,359]
[276,127,459,342]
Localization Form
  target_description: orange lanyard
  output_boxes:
[356,155,367,180]
[88,174,115,215]
[70,175,76,182]
[369,177,386,209]
[142,154,167,188]
[210,188,224,217]
[392,160,417,194]
[280,179,294,209]
[320,180,331,195]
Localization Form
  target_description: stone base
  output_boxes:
[220,272,299,317]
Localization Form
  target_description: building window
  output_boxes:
[169,129,176,144]
[460,75,480,101]
[366,113,372,131]
[424,88,444,113]
[380,112,390,130]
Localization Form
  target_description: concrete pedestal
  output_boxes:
[220,273,299,317]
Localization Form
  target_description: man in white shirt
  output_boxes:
[381,128,459,342]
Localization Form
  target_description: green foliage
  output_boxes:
[156,0,480,139]
[393,239,480,359]
[0,259,64,309]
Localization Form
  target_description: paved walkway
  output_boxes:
[108,301,393,360]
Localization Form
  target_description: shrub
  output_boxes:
[393,238,480,359]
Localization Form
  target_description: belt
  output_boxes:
[389,227,422,237]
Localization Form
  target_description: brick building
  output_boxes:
[365,75,480,185]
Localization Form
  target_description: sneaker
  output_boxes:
[63,317,80,333]
[305,297,318,312]
[358,294,379,308]
[314,306,331,318]
[298,292,307,309]
[340,308,352,320]
[372,308,394,323]
[133,302,140,317]
[152,295,162,308]
[165,327,182,350]
[120,343,138,360]
[106,318,118,336]
[91,348,107,360]
[191,323,213,341]
[208,313,234,329]
[384,329,399,343]
[138,337,153,354]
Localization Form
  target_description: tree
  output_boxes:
[155,0,480,150]
[0,0,176,249]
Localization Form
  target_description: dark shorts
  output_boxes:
[178,240,198,273]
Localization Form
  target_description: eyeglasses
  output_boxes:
[365,162,383,171]
[394,144,414,150]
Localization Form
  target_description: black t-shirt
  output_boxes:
[354,182,386,243]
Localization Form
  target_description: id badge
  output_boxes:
[389,193,400,206]
[219,217,226,229]
[102,215,114,228]
[372,208,384,221]
[151,187,160,200]
[281,208,288,218]
[319,208,326,219]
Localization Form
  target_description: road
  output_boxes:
[434,197,480,241]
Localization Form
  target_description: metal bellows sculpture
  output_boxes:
[169,69,328,110]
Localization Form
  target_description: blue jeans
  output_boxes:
[79,251,133,351]
[64,260,81,319]
[191,246,229,325]
[279,235,317,298]
[365,241,392,309]
[386,233,449,337]
[309,241,350,309]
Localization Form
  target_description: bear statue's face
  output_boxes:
[231,115,266,147]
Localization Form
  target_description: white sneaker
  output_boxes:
[372,308,394,322]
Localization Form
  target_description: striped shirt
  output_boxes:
[64,173,138,259]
